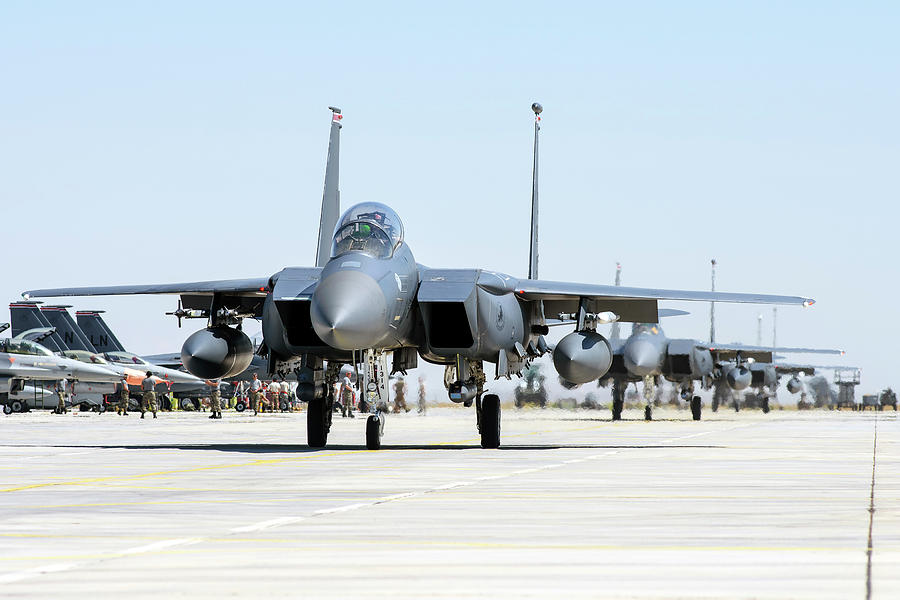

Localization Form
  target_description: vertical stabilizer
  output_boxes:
[76,311,126,353]
[709,259,717,343]
[9,302,65,351]
[315,107,342,267]
[610,262,622,343]
[41,306,96,352]
[527,102,542,279]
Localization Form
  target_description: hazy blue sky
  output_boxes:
[1,2,896,393]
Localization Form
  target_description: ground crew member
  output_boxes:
[206,379,223,419]
[339,374,355,418]
[140,371,158,419]
[279,379,291,412]
[250,373,262,415]
[417,376,427,415]
[393,376,409,413]
[268,379,281,411]
[117,377,130,416]
[55,378,68,414]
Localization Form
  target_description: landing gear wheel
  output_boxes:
[611,399,623,421]
[180,398,195,411]
[2,404,11,415]
[762,398,770,414]
[98,403,107,414]
[10,400,24,414]
[733,400,740,412]
[480,394,501,449]
[712,396,720,412]
[644,405,653,421]
[307,397,329,448]
[234,400,246,413]
[690,396,702,421]
[366,415,382,450]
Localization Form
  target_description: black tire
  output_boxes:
[762,398,770,414]
[234,401,246,413]
[10,400,24,413]
[366,415,381,450]
[280,401,289,412]
[612,399,623,421]
[180,398,195,411]
[2,404,12,415]
[480,394,501,449]
[307,397,328,448]
[644,405,652,421]
[690,396,702,421]
[733,400,740,412]
[98,403,107,414]
[711,396,720,412]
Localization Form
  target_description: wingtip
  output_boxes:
[803,299,815,307]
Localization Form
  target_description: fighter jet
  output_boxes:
[10,303,203,386]
[23,104,818,449]
[1,324,121,413]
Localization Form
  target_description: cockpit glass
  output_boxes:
[106,352,147,365]
[331,202,404,259]
[0,338,54,356]
[631,323,662,336]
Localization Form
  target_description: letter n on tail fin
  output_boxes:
[76,311,126,353]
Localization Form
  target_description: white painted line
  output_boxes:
[230,517,305,533]
[430,481,472,491]
[377,492,417,502]
[314,502,373,515]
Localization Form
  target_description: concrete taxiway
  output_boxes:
[0,407,896,599]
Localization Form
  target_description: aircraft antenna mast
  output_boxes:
[709,259,717,343]
[527,102,542,280]
[315,107,342,267]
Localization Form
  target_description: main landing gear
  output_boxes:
[611,379,625,421]
[366,412,385,450]
[476,394,501,449]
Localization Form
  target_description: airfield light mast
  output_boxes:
[757,314,763,346]
[709,259,717,343]
[772,306,777,348]
[528,102,542,280]
[610,262,622,343]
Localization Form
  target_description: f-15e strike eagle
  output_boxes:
[23,104,816,449]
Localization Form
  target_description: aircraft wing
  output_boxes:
[700,343,843,364]
[510,279,813,324]
[23,278,271,299]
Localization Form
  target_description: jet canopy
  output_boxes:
[61,350,110,365]
[331,202,404,259]
[105,351,149,366]
[0,338,54,356]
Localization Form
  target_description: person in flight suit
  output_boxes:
[140,371,158,419]
[55,378,68,414]
[339,374,355,418]
[117,377,130,416]
[206,379,223,419]
[250,373,262,415]
[393,376,410,413]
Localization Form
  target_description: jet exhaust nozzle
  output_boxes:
[725,365,752,391]
[552,331,612,385]
[181,326,253,379]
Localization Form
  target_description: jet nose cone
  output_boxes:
[311,270,388,351]
[76,363,121,382]
[624,340,660,377]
